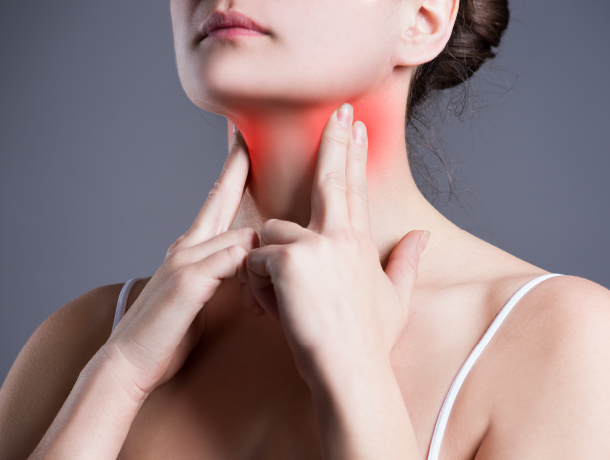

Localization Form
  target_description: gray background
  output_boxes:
[1,0,609,382]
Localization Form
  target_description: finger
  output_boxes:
[346,121,371,235]
[385,230,430,301]
[183,244,250,299]
[151,244,249,336]
[252,285,280,320]
[178,129,250,249]
[260,219,309,246]
[246,245,278,286]
[168,228,259,268]
[128,244,250,347]
[228,118,236,146]
[236,248,266,316]
[240,282,266,317]
[245,272,279,320]
[309,103,353,232]
[246,245,281,320]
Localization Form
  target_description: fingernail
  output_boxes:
[337,104,351,128]
[353,123,366,146]
[417,230,430,255]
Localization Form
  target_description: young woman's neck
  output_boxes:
[229,69,459,265]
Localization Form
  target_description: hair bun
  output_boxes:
[408,0,510,112]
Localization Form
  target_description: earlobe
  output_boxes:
[396,0,459,67]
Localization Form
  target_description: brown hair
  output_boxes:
[407,0,510,204]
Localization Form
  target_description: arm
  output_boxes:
[306,277,610,460]
[244,104,429,459]
[28,347,146,460]
[242,104,610,458]
[474,277,610,459]
[0,283,122,459]
[2,133,258,459]
[307,352,423,460]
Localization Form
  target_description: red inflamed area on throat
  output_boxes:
[235,101,405,175]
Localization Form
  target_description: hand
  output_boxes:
[245,103,429,380]
[101,131,259,401]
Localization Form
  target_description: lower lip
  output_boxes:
[205,28,267,40]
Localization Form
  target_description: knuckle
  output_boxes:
[324,131,350,148]
[304,235,328,257]
[208,178,243,202]
[275,245,298,270]
[320,171,347,193]
[165,249,190,270]
[333,228,357,247]
[349,145,367,160]
[400,257,418,279]
[347,183,368,202]
[226,244,247,261]
[166,234,186,258]
[407,257,419,277]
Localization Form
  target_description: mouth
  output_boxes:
[198,11,269,42]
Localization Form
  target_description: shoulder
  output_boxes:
[478,275,610,459]
[0,278,148,459]
[514,274,610,350]
[516,274,610,386]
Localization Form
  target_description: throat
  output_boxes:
[227,79,452,266]
[236,105,326,227]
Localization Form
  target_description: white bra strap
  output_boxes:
[427,273,565,460]
[111,278,142,333]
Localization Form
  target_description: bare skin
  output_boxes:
[2,122,609,459]
[2,0,610,458]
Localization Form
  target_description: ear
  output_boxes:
[393,0,459,66]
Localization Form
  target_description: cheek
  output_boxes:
[276,3,395,97]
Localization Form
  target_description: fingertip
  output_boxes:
[259,219,276,245]
[239,227,260,251]
[389,229,427,263]
[352,121,368,147]
[336,103,354,129]
[262,218,278,230]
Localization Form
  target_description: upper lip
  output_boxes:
[199,11,269,41]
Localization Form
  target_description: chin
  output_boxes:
[179,50,385,119]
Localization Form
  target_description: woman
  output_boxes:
[2,0,609,458]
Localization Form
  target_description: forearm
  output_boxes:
[307,351,423,460]
[29,348,145,460]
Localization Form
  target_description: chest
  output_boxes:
[118,300,492,460]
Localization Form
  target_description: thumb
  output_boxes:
[385,230,430,299]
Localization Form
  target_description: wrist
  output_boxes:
[307,350,393,400]
[95,344,150,406]
[300,341,391,392]
[304,349,422,460]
